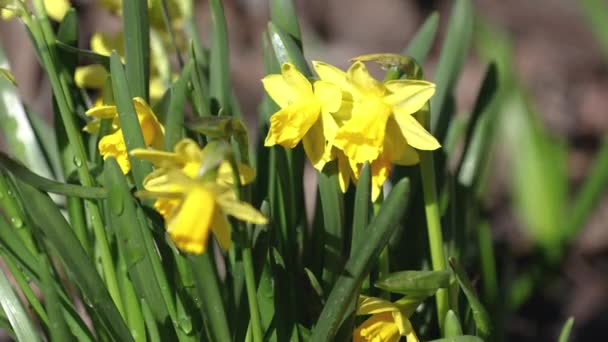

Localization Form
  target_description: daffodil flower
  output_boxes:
[354,295,422,342]
[263,63,342,170]
[131,140,267,254]
[333,60,439,164]
[84,97,164,174]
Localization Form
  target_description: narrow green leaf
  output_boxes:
[311,178,411,341]
[56,8,79,75]
[209,0,231,113]
[267,22,310,75]
[430,0,473,140]
[404,12,439,64]
[0,68,16,85]
[318,162,345,289]
[0,152,107,199]
[110,52,153,189]
[269,0,302,41]
[103,158,171,324]
[164,61,192,150]
[55,41,111,69]
[40,258,72,342]
[558,317,575,342]
[25,109,63,182]
[190,253,231,342]
[304,267,324,300]
[444,310,463,338]
[351,162,371,255]
[187,42,211,117]
[122,0,150,100]
[0,261,41,342]
[15,181,133,341]
[579,0,608,57]
[449,257,492,339]
[375,270,451,295]
[427,336,483,342]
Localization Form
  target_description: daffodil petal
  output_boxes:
[91,31,124,56]
[86,105,118,119]
[312,61,349,90]
[217,161,256,185]
[356,295,400,315]
[167,186,215,254]
[302,120,326,170]
[44,0,69,21]
[314,80,342,114]
[353,312,401,342]
[262,74,293,108]
[385,80,436,116]
[281,63,313,98]
[130,149,183,167]
[264,101,321,148]
[347,61,384,97]
[394,114,441,151]
[384,117,419,165]
[75,64,108,89]
[370,157,391,202]
[336,151,351,193]
[99,130,130,173]
[391,312,418,341]
[83,118,102,134]
[211,208,231,251]
[143,169,193,194]
[216,189,268,225]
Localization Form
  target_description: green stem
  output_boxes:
[418,107,449,332]
[24,4,124,318]
[242,247,263,342]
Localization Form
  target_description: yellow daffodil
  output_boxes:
[131,138,256,219]
[263,62,342,170]
[333,60,439,165]
[354,295,422,342]
[84,97,164,174]
[44,0,69,21]
[131,140,267,254]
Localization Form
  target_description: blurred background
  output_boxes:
[1,0,607,341]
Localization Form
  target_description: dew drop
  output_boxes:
[11,217,23,228]
[73,156,83,168]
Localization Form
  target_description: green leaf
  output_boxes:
[0,67,16,85]
[558,317,575,342]
[404,12,439,64]
[427,336,484,342]
[579,0,608,57]
[164,61,191,150]
[267,22,310,75]
[40,257,72,342]
[430,0,473,141]
[55,41,111,69]
[449,257,492,339]
[269,0,302,42]
[103,158,172,324]
[110,52,153,189]
[187,42,211,117]
[310,178,411,341]
[375,270,451,295]
[122,0,150,100]
[0,152,107,199]
[56,8,79,76]
[0,258,41,342]
[318,162,345,289]
[351,162,371,255]
[444,310,463,338]
[14,181,133,341]
[304,267,324,300]
[209,0,231,113]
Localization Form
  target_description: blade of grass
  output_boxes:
[558,317,575,342]
[209,0,231,113]
[269,0,302,42]
[40,257,72,342]
[0,259,41,342]
[430,0,473,141]
[55,41,111,69]
[310,178,411,341]
[188,42,211,117]
[444,310,463,337]
[15,181,133,341]
[110,52,153,189]
[164,61,192,150]
[404,12,439,64]
[351,162,371,255]
[122,0,150,100]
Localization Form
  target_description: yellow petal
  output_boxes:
[264,101,321,148]
[217,161,256,186]
[333,98,391,163]
[83,118,102,134]
[262,74,293,108]
[357,295,400,315]
[336,150,352,193]
[174,138,203,163]
[44,0,69,21]
[281,63,313,98]
[149,76,166,103]
[154,198,180,220]
[391,313,418,341]
[99,130,130,174]
[167,186,215,254]
[75,64,108,89]
[370,157,391,202]
[385,80,436,116]
[393,114,441,151]
[353,312,401,342]
[302,120,327,170]
[215,187,268,225]
[142,169,193,194]
[312,61,350,90]
[211,207,232,251]
[130,148,183,168]
[313,80,342,114]
[90,31,124,56]
[1,9,16,20]
[86,105,118,119]
[384,117,419,165]
[347,61,385,97]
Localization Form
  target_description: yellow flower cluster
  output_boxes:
[263,57,440,200]
[131,139,267,254]
[354,295,422,342]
